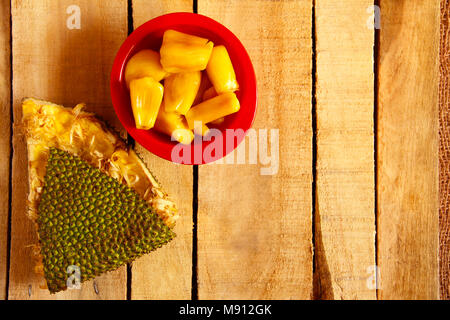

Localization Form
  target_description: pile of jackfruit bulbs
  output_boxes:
[125,30,240,145]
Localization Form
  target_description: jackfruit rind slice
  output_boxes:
[38,148,176,293]
[22,98,178,226]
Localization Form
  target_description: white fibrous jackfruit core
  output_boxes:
[22,98,178,227]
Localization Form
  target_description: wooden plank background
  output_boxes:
[197,0,313,299]
[378,0,440,299]
[9,0,128,299]
[0,0,447,300]
[130,0,193,300]
[314,0,375,300]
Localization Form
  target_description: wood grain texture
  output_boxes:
[378,0,440,299]
[130,0,193,300]
[197,0,313,299]
[314,0,375,300]
[440,0,450,300]
[9,0,128,299]
[0,0,10,300]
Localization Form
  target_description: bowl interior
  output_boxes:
[111,13,256,164]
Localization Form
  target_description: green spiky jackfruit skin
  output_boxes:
[37,148,176,293]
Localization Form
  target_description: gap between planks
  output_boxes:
[311,0,318,280]
[313,0,376,299]
[374,0,380,300]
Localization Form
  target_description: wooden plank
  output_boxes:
[314,1,376,300]
[439,0,450,300]
[378,0,440,299]
[197,0,313,299]
[130,0,193,300]
[0,0,10,300]
[10,0,128,299]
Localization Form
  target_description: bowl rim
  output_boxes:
[110,12,257,165]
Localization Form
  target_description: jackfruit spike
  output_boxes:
[38,148,175,293]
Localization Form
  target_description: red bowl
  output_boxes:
[110,12,257,165]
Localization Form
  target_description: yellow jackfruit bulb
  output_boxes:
[193,122,210,137]
[154,102,194,145]
[160,30,214,73]
[130,77,164,130]
[201,87,224,125]
[206,45,239,94]
[164,71,201,115]
[202,86,217,101]
[185,92,240,129]
[125,49,168,87]
[193,72,212,106]
[210,117,225,125]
